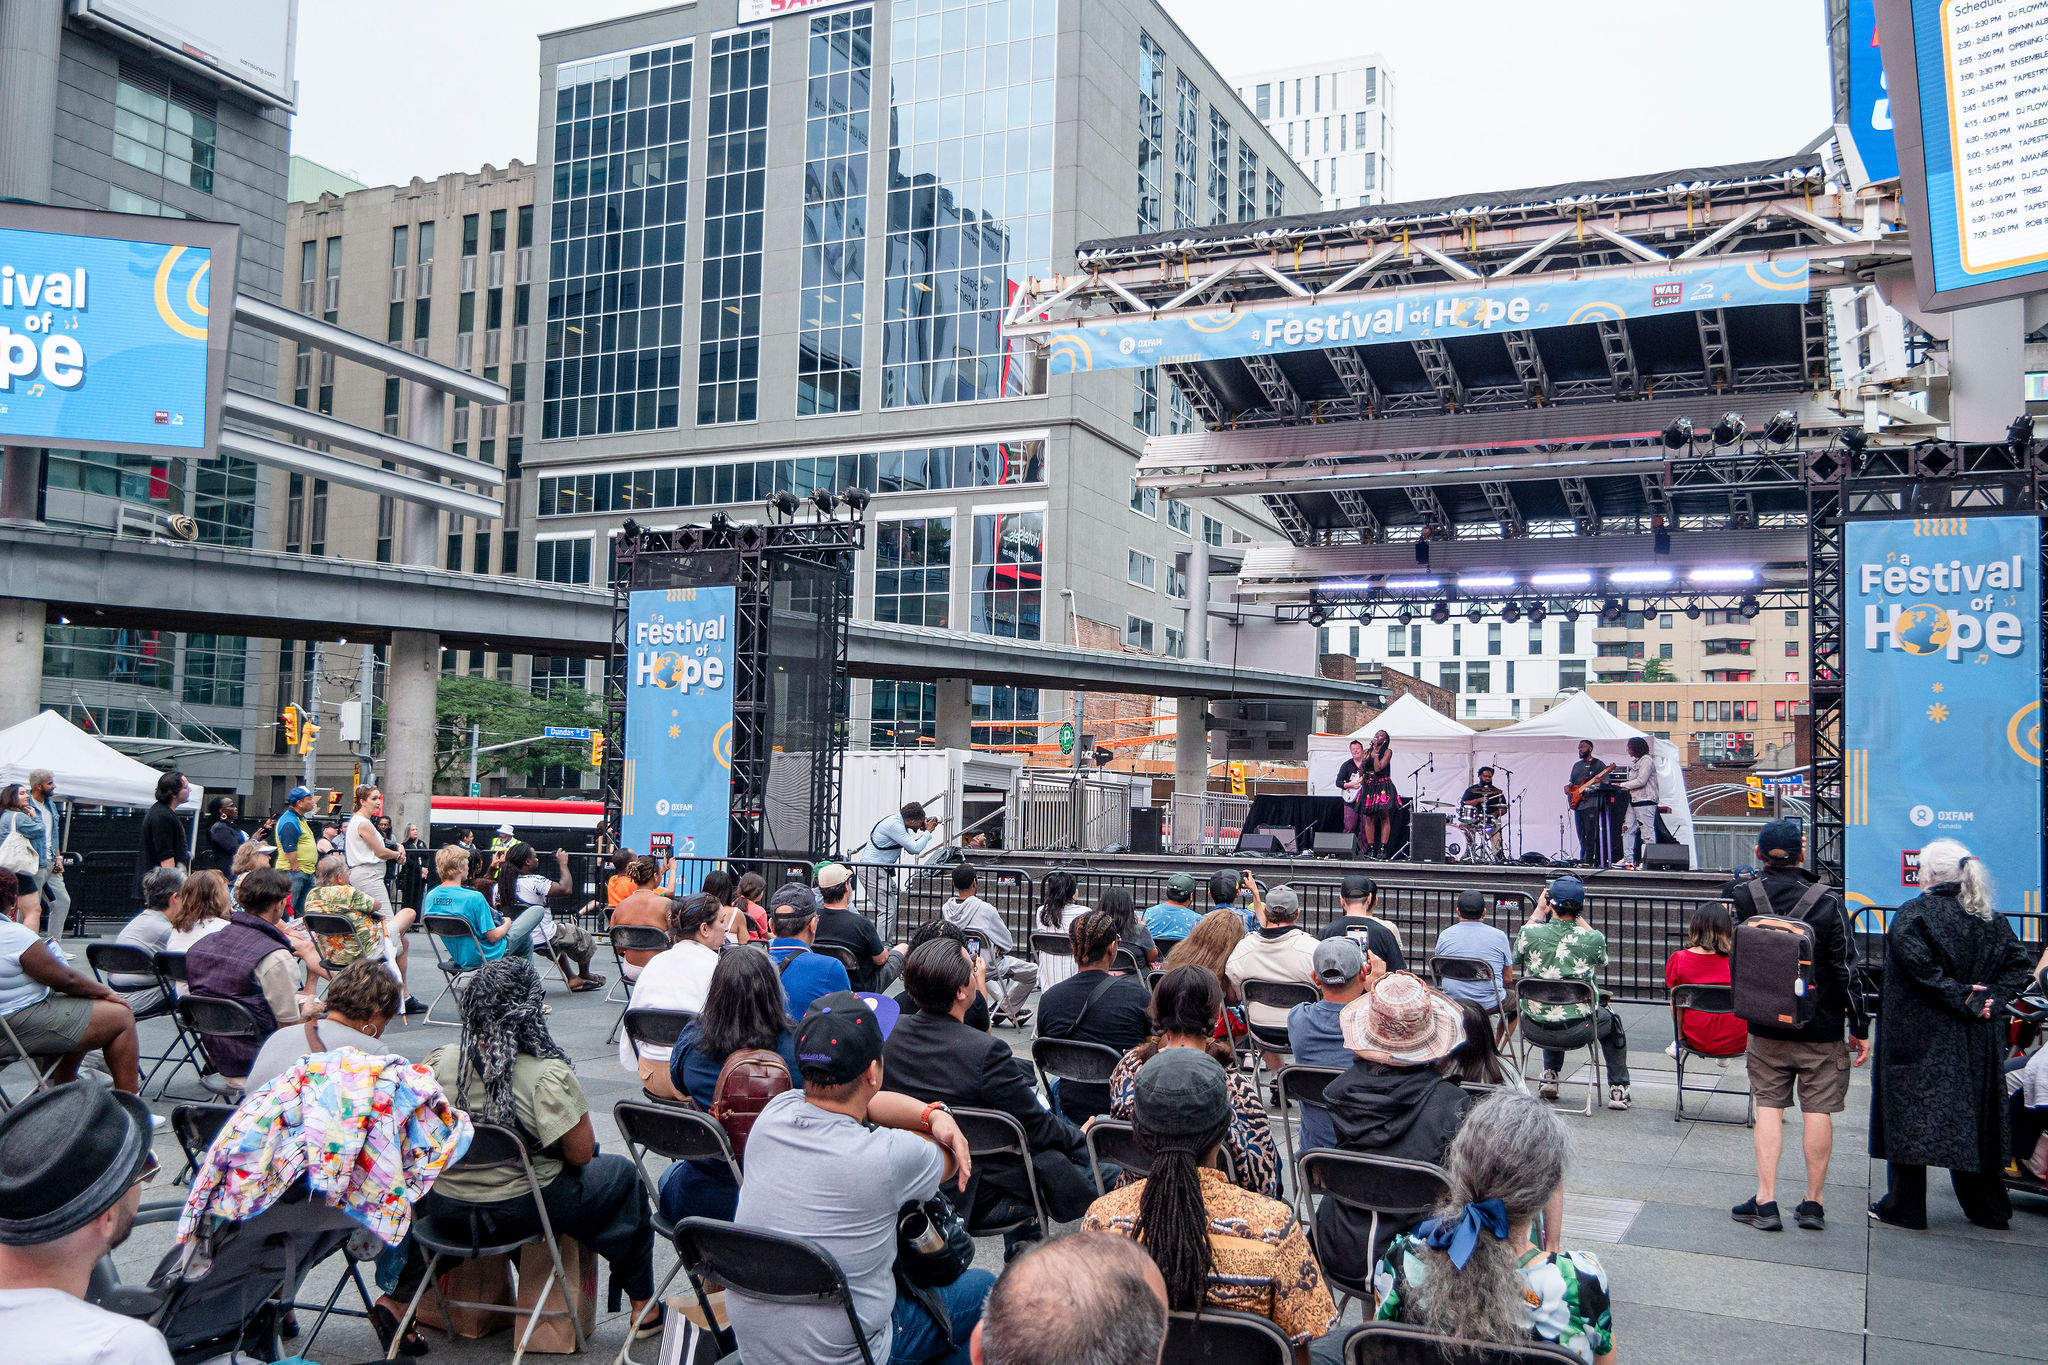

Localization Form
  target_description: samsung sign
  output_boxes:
[736,0,864,21]
[0,203,238,459]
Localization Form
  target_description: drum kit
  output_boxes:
[1418,798,1506,864]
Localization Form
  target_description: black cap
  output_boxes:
[1133,1048,1231,1141]
[1455,890,1486,917]
[0,1083,153,1246]
[1757,819,1804,861]
[1340,873,1377,901]
[795,991,900,1085]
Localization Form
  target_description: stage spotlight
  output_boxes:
[1712,412,1746,447]
[1092,745,1115,769]
[1396,608,1415,626]
[1501,602,1522,624]
[1601,598,1624,624]
[842,486,873,515]
[767,490,800,519]
[1661,416,1693,451]
[1739,594,1762,620]
[810,488,839,516]
[1763,409,1798,446]
[1307,605,1330,628]
[1563,606,1581,624]
[1465,606,1483,624]
[2009,414,2035,453]
[1356,606,1375,624]
[1429,602,1450,625]
[1527,603,1547,625]
[621,518,642,540]
[1838,427,1870,457]
[708,510,732,538]
[1684,602,1702,621]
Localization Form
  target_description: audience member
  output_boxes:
[1373,1091,1614,1365]
[1433,891,1513,1013]
[1225,881,1320,1082]
[227,836,274,892]
[0,872,142,1095]
[1207,869,1254,931]
[1440,999,1523,1090]
[421,843,515,969]
[604,850,637,908]
[0,1083,172,1364]
[903,919,994,1032]
[884,939,1100,1253]
[1513,877,1630,1110]
[1317,874,1407,970]
[495,842,603,991]
[1141,872,1203,945]
[727,991,989,1365]
[306,852,420,1011]
[107,866,184,1014]
[1108,965,1280,1199]
[185,867,311,1083]
[1083,1049,1336,1352]
[1163,909,1246,1009]
[814,862,906,992]
[765,882,852,1020]
[942,863,1037,1029]
[1033,871,1088,992]
[131,770,189,908]
[1096,886,1156,966]
[1664,902,1746,1057]
[618,894,728,1101]
[734,871,771,942]
[407,958,659,1334]
[165,868,232,953]
[1285,937,1383,1151]
[606,856,671,980]
[1036,912,1153,1124]
[1317,973,1472,1276]
[971,1231,1167,1365]
[244,959,399,1090]
[275,785,319,914]
[659,947,800,1223]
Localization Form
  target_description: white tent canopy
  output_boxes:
[1306,694,1477,815]
[0,710,203,811]
[1470,692,1695,863]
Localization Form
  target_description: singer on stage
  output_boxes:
[1355,730,1396,859]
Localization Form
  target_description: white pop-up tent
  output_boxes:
[0,710,204,811]
[1470,691,1695,863]
[1306,693,1477,815]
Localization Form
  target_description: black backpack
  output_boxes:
[1729,877,1830,1029]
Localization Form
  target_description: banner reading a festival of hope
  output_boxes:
[621,586,735,863]
[1845,516,2042,921]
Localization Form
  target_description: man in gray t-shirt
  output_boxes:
[939,864,1037,1025]
[727,991,990,1365]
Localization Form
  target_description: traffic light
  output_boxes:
[298,720,320,756]
[590,732,606,767]
[325,790,341,813]
[281,705,299,747]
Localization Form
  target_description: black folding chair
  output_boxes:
[1113,944,1147,976]
[1513,978,1605,1117]
[175,995,264,1092]
[1029,1037,1124,1120]
[1295,1148,1449,1314]
[613,1101,742,1362]
[1165,1307,1294,1365]
[1029,930,1074,979]
[813,941,863,977]
[1152,937,1184,959]
[672,1216,876,1365]
[1430,954,1511,1045]
[1342,1320,1585,1365]
[85,941,195,1097]
[419,912,487,1026]
[150,951,225,1096]
[1670,983,1755,1127]
[623,1007,698,1104]
[951,1106,1049,1238]
[392,1123,587,1364]
[1084,1117,1237,1195]
[170,1102,236,1184]
[1239,978,1319,1110]
[0,1003,62,1110]
[298,911,361,993]
[605,924,673,1042]
[1275,1062,1345,1217]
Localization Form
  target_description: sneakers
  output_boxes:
[1538,1069,1560,1101]
[1731,1198,1783,1231]
[1794,1200,1826,1231]
[1606,1084,1632,1111]
[400,996,428,1016]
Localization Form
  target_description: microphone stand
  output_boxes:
[1396,754,1433,863]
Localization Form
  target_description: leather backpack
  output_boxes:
[708,1048,792,1164]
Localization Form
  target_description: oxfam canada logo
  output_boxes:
[1118,337,1137,356]
[1891,604,1952,656]
[1909,804,1934,827]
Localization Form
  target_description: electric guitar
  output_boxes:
[1566,763,1618,809]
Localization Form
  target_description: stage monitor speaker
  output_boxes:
[1236,832,1282,856]
[1411,812,1448,863]
[1642,843,1691,871]
[1129,807,1164,855]
[1313,831,1358,856]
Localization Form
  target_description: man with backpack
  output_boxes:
[1726,819,1870,1233]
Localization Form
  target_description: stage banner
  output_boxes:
[1040,257,1809,376]
[1845,515,2042,918]
[622,586,735,862]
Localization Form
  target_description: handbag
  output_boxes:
[894,1193,974,1288]
[0,814,37,877]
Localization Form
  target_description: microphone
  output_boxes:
[1493,766,1514,775]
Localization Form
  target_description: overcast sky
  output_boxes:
[292,0,1834,200]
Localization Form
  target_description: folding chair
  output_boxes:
[1430,954,1510,1046]
[0,1005,63,1109]
[1029,930,1073,981]
[1275,1062,1344,1217]
[1165,1307,1294,1365]
[1342,1320,1585,1365]
[1514,979,1605,1117]
[604,924,672,1043]
[812,941,863,978]
[623,1007,699,1105]
[419,912,486,1026]
[1670,983,1755,1127]
[150,951,226,1097]
[298,911,360,995]
[391,1122,588,1365]
[612,1101,742,1365]
[1112,944,1147,976]
[1152,937,1184,960]
[175,995,264,1092]
[170,1102,236,1184]
[672,1216,876,1365]
[950,1106,1049,1238]
[1295,1148,1449,1315]
[1084,1117,1238,1195]
[1239,978,1319,1103]
[86,942,196,1097]
[1028,1037,1123,1122]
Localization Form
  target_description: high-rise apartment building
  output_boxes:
[527,1,1314,748]
[1229,57,1394,211]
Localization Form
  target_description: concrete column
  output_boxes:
[0,598,44,729]
[1949,297,2027,442]
[1185,540,1211,662]
[384,630,440,844]
[1174,694,1210,798]
[0,0,61,203]
[402,383,445,567]
[0,448,39,522]
[934,676,971,751]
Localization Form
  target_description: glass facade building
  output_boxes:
[699,29,770,424]
[798,7,874,415]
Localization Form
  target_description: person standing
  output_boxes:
[1869,838,2038,1231]
[344,786,406,919]
[1611,737,1658,867]
[0,785,47,935]
[1566,741,1616,867]
[25,771,76,938]
[1334,738,1369,852]
[860,800,942,941]
[275,786,319,915]
[1356,731,1397,860]
[131,771,189,905]
[202,797,246,876]
[1725,820,1867,1233]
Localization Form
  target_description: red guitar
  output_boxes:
[1566,763,1617,810]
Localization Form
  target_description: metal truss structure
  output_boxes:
[608,519,862,860]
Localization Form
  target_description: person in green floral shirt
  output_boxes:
[1512,876,1631,1109]
[1373,1090,1615,1365]
[304,853,386,970]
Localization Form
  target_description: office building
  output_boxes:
[1588,681,1810,768]
[1228,56,1394,210]
[527,0,1314,748]
[1324,614,1596,724]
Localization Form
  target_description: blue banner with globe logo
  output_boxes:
[621,586,735,864]
[1845,516,2042,923]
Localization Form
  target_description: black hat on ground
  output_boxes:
[0,1082,153,1246]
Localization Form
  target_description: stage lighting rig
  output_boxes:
[767,490,800,520]
[1601,598,1624,624]
[1739,594,1762,620]
[1429,602,1450,625]
[1306,602,1330,628]
[1563,607,1582,624]
[1763,409,1798,446]
[1661,416,1693,451]
[2009,414,2035,455]
[1712,412,1746,447]
[1527,603,1547,625]
[1465,606,1483,624]
[1501,603,1522,624]
[708,511,732,541]
[810,489,839,516]
[1396,608,1415,627]
[842,486,873,517]
[1684,603,1702,621]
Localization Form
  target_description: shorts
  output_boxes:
[1746,1035,1851,1113]
[2,992,95,1054]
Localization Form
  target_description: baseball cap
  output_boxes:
[1132,1047,1232,1140]
[1166,871,1198,898]
[1264,884,1300,915]
[1455,890,1485,917]
[815,862,853,890]
[1340,873,1377,901]
[285,785,312,803]
[1757,819,1804,860]
[795,990,901,1085]
[1548,874,1586,903]
[1313,936,1364,986]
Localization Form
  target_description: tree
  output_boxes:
[429,676,603,790]
[1641,657,1671,683]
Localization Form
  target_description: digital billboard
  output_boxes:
[621,586,737,863]
[69,0,298,110]
[0,203,239,459]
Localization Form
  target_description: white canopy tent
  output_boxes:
[0,710,204,812]
[1306,694,1477,816]
[1470,692,1696,863]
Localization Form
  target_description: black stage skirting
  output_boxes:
[1239,794,1408,854]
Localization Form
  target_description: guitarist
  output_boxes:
[1567,741,1619,867]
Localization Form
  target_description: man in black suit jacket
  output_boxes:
[881,938,1101,1252]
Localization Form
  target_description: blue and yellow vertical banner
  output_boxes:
[1845,516,2042,917]
[622,586,736,862]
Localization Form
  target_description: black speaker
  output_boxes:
[1410,812,1447,863]
[1129,807,1164,855]
[1313,831,1358,856]
[1642,843,1691,871]
[1236,832,1282,856]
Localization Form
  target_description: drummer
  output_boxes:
[1459,766,1508,856]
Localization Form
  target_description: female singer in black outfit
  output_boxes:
[1358,730,1397,859]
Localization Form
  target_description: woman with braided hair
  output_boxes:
[412,957,662,1338]
[1083,1048,1335,1352]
